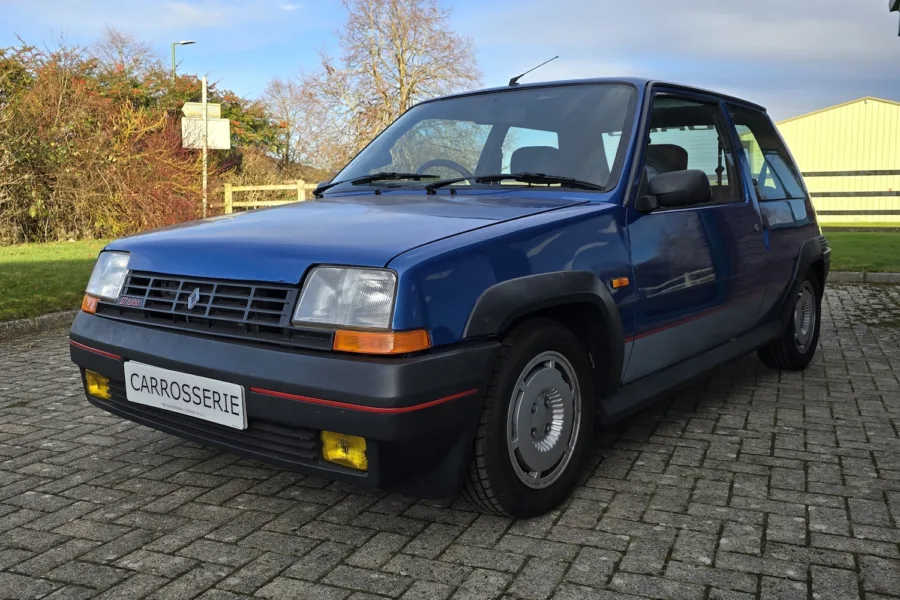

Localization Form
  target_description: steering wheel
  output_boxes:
[417,159,473,179]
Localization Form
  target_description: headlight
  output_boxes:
[293,267,396,329]
[85,252,130,301]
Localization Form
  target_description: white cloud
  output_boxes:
[456,0,900,119]
[466,0,896,63]
[279,3,302,11]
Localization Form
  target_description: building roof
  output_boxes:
[778,96,900,125]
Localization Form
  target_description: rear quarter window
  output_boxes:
[728,105,806,201]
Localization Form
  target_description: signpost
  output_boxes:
[180,77,230,218]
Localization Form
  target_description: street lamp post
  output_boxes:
[171,40,196,82]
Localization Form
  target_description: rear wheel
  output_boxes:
[462,319,595,517]
[758,272,821,370]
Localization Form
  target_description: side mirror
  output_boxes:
[637,169,712,212]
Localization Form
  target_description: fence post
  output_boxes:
[297,179,306,202]
[224,183,233,214]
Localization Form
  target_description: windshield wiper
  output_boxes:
[314,172,439,197]
[424,172,606,195]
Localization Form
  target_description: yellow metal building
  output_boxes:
[776,97,900,224]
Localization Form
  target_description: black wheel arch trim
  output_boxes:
[463,271,625,394]
[777,235,830,330]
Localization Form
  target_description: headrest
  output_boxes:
[510,146,560,174]
[645,144,688,172]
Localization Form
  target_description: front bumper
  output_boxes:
[69,312,499,498]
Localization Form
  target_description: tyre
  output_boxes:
[757,271,822,370]
[462,318,595,517]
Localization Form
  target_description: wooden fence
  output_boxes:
[802,170,900,223]
[223,180,319,214]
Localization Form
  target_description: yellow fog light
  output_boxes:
[321,431,368,471]
[85,370,110,400]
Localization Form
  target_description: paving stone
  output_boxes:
[672,529,717,566]
[116,549,198,577]
[760,575,807,600]
[148,563,232,600]
[195,591,255,600]
[719,521,762,556]
[382,553,471,586]
[322,565,412,596]
[94,573,168,600]
[53,518,132,542]
[860,556,900,595]
[177,538,260,567]
[507,557,567,600]
[811,565,861,600]
[2,286,899,598]
[399,580,453,600]
[0,571,60,599]
[441,543,526,574]
[619,536,670,575]
[345,532,409,569]
[43,560,130,589]
[234,529,318,558]
[282,540,353,580]
[10,539,99,576]
[495,533,579,561]
[0,547,33,570]
[40,584,96,600]
[217,552,294,594]
[564,547,619,588]
[454,568,512,600]
[254,576,351,600]
[609,572,705,600]
[0,527,67,552]
[454,514,511,548]
[403,522,461,558]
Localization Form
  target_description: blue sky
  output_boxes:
[3,0,898,121]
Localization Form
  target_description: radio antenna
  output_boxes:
[508,56,559,86]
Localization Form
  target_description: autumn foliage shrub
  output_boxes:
[0,45,205,243]
[0,39,278,245]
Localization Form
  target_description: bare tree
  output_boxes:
[262,76,349,174]
[306,0,481,165]
[263,77,305,168]
[91,26,162,78]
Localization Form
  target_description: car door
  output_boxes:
[622,92,768,383]
[727,103,816,322]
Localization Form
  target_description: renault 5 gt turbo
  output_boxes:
[70,78,830,517]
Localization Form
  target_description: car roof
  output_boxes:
[423,77,767,113]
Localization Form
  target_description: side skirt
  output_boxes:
[597,321,781,425]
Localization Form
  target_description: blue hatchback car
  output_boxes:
[70,78,830,517]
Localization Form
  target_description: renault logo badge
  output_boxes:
[186,287,201,310]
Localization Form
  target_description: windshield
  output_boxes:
[332,83,637,191]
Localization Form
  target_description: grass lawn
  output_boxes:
[0,240,107,322]
[821,222,900,229]
[0,231,897,323]
[826,232,900,273]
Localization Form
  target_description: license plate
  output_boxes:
[123,362,247,430]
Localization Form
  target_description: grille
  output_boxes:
[99,380,320,465]
[96,272,333,351]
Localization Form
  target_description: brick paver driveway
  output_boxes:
[1,285,899,600]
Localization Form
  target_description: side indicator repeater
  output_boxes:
[611,277,630,289]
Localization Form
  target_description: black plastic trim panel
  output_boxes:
[96,271,333,351]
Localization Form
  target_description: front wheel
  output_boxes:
[757,272,822,370]
[462,319,595,517]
